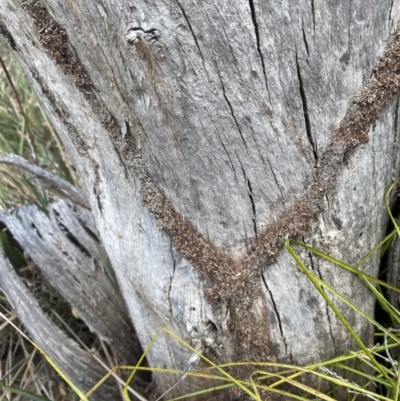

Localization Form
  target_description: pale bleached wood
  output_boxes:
[0,247,121,401]
[0,198,141,365]
[1,1,399,399]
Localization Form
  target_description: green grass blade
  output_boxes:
[0,384,53,401]
[289,239,400,292]
[164,327,259,400]
[285,240,395,388]
[384,182,400,239]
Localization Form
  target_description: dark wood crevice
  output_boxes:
[10,0,400,368]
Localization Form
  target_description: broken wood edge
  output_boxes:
[0,198,142,366]
[0,246,120,401]
[0,154,89,208]
[9,1,400,361]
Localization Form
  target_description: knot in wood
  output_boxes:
[126,27,160,45]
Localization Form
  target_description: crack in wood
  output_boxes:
[15,0,400,362]
[0,22,16,50]
[217,70,249,154]
[215,130,239,184]
[296,50,318,165]
[247,178,257,240]
[311,0,316,35]
[240,163,258,240]
[248,0,272,105]
[389,0,395,30]
[261,273,287,351]
[309,251,338,355]
[174,0,211,83]
[302,24,310,58]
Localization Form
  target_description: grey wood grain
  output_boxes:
[0,247,120,401]
[1,0,400,398]
[41,0,392,253]
[0,199,140,365]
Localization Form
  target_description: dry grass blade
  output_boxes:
[0,53,37,161]
[0,307,65,401]
[0,37,75,210]
[0,154,88,207]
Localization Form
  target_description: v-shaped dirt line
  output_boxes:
[18,1,400,359]
[137,22,400,357]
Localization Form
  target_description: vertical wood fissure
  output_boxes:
[248,0,272,104]
[296,50,318,165]
[5,0,400,374]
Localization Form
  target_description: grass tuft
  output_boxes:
[2,29,400,401]
[0,38,74,210]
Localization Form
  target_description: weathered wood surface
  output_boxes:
[1,0,400,398]
[0,229,121,401]
[0,197,140,365]
[265,101,400,361]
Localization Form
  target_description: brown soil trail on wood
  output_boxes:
[12,1,400,360]
[137,21,400,359]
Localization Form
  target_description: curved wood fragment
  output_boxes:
[0,154,89,208]
[0,199,140,365]
[0,247,120,401]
